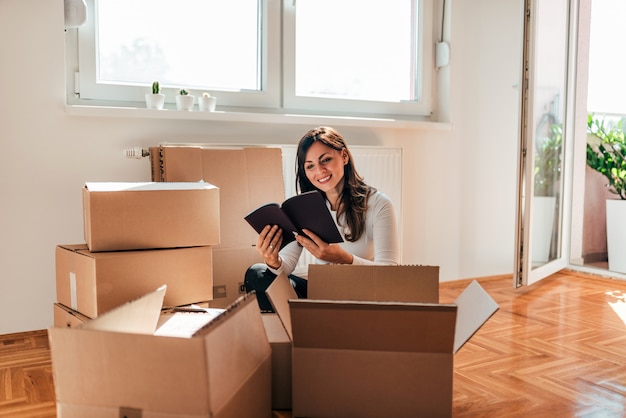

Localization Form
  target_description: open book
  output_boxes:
[244,190,344,249]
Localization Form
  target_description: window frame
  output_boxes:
[71,0,436,119]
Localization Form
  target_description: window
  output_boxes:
[72,0,435,118]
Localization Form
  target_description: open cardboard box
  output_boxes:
[266,265,499,418]
[48,285,272,418]
[83,181,220,252]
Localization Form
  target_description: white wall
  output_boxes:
[0,0,523,334]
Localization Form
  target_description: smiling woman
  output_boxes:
[244,126,400,312]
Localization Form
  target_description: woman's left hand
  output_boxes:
[297,229,354,264]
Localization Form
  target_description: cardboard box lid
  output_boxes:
[49,290,272,417]
[267,272,499,354]
[84,181,217,192]
[308,264,439,303]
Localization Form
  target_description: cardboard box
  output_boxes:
[151,146,285,248]
[151,146,286,308]
[266,267,499,418]
[48,286,272,418]
[209,245,265,309]
[56,244,213,318]
[53,303,90,328]
[308,264,440,303]
[83,181,220,252]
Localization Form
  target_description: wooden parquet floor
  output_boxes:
[2,270,626,417]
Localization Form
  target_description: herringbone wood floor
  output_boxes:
[2,270,626,417]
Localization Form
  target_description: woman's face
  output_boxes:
[303,140,347,193]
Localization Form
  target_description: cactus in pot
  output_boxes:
[176,88,194,111]
[198,92,217,112]
[145,81,165,110]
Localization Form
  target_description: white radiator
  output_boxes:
[279,145,402,275]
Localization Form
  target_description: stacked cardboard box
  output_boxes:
[150,146,286,308]
[54,181,220,324]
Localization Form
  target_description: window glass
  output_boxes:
[295,0,417,103]
[96,0,260,91]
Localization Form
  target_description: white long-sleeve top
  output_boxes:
[268,190,400,276]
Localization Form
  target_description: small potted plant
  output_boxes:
[198,92,217,112]
[145,81,165,110]
[176,88,195,111]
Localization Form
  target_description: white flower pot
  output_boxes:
[176,95,195,111]
[198,96,217,112]
[145,93,165,110]
[606,199,626,273]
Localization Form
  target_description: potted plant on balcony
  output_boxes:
[532,118,562,263]
[587,113,626,273]
[145,81,165,110]
[176,88,195,111]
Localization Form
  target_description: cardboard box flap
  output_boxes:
[308,264,439,303]
[79,285,166,335]
[289,298,457,353]
[266,272,298,341]
[194,294,272,416]
[453,280,499,353]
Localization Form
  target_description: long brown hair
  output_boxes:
[295,126,375,242]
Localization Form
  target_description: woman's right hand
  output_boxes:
[257,225,283,269]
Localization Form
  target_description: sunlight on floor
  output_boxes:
[607,290,626,326]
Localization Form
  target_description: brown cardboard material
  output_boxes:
[48,287,272,418]
[308,264,439,303]
[266,268,499,418]
[83,181,220,252]
[53,303,89,328]
[261,313,292,410]
[209,245,265,309]
[56,244,213,318]
[151,146,285,248]
[290,299,457,418]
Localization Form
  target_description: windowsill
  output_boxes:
[64,103,452,131]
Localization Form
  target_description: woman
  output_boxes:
[244,126,399,311]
